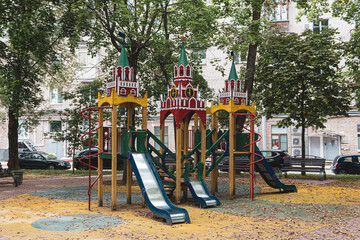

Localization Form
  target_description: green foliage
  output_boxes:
[213,0,267,48]
[212,0,270,109]
[66,0,218,106]
[255,28,353,155]
[0,1,71,170]
[218,111,229,129]
[329,1,360,108]
[294,0,331,23]
[294,0,360,108]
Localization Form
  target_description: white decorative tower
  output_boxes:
[219,55,247,105]
[106,42,139,97]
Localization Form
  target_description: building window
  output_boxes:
[127,0,133,10]
[313,19,328,33]
[154,126,168,150]
[49,121,62,132]
[193,49,206,65]
[234,46,248,63]
[18,120,29,139]
[357,124,360,151]
[270,0,288,21]
[271,125,287,150]
[50,88,63,104]
[78,48,95,67]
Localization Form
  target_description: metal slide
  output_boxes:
[254,150,297,192]
[147,129,224,207]
[127,152,190,225]
[186,180,220,207]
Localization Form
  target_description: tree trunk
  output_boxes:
[301,121,306,176]
[244,42,258,104]
[244,4,262,104]
[237,4,262,130]
[129,43,139,82]
[8,109,20,170]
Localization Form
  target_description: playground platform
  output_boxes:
[0,174,359,239]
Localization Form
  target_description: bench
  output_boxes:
[0,169,18,187]
[279,157,326,180]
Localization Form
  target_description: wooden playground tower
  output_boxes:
[159,38,208,204]
[96,40,148,211]
[207,55,257,199]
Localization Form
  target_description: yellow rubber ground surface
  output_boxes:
[0,194,327,240]
[0,178,359,239]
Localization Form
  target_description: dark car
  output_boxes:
[330,155,360,174]
[218,149,290,172]
[17,152,71,170]
[261,149,291,171]
[73,149,124,170]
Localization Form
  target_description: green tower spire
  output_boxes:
[178,41,188,66]
[228,57,238,81]
[117,43,130,67]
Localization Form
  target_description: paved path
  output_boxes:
[0,175,113,200]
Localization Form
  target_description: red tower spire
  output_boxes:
[160,40,207,128]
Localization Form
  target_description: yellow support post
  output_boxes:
[98,108,104,207]
[111,105,118,211]
[214,112,219,192]
[142,107,147,130]
[250,114,255,200]
[142,106,147,207]
[211,113,218,195]
[175,127,182,204]
[126,107,133,204]
[183,120,189,199]
[200,119,206,181]
[194,114,199,164]
[229,112,235,199]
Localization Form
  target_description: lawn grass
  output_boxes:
[20,169,360,182]
[283,173,360,181]
[218,171,360,181]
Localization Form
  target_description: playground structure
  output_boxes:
[79,37,296,224]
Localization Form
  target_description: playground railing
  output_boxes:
[182,128,216,163]
[205,129,229,175]
[146,130,176,159]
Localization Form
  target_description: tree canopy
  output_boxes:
[294,0,360,108]
[213,0,268,102]
[66,0,218,100]
[255,28,353,157]
[0,0,71,169]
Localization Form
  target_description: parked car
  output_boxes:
[73,149,124,170]
[16,152,71,169]
[218,149,291,172]
[330,155,360,174]
[260,149,291,171]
